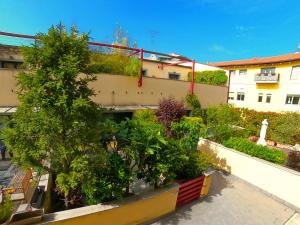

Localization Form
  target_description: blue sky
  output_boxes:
[1,0,300,62]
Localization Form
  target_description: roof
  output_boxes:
[209,52,300,67]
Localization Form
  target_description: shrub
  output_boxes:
[188,70,227,85]
[235,108,300,145]
[270,113,300,145]
[157,98,186,136]
[206,104,242,142]
[133,109,157,123]
[186,94,201,117]
[0,193,13,223]
[235,108,280,139]
[171,116,206,151]
[223,137,287,165]
[287,151,300,171]
[177,150,211,180]
[89,52,141,76]
[83,152,132,204]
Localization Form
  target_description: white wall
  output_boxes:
[198,138,300,210]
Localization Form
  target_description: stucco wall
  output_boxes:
[41,184,178,225]
[143,60,191,80]
[0,70,228,109]
[198,138,300,210]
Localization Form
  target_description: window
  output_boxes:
[228,92,235,100]
[229,70,236,76]
[258,93,263,102]
[237,92,245,101]
[168,72,180,80]
[266,94,272,103]
[0,61,22,69]
[239,69,247,75]
[290,66,300,80]
[286,95,300,105]
[142,69,148,76]
[261,67,275,75]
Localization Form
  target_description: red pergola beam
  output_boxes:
[158,60,190,69]
[0,31,196,93]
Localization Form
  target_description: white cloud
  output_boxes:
[234,25,255,40]
[209,44,233,55]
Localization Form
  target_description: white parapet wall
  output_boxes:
[198,138,300,210]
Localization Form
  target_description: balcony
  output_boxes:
[255,73,280,83]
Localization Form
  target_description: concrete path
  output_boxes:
[151,172,298,225]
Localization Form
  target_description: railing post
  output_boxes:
[138,48,144,87]
[190,59,195,94]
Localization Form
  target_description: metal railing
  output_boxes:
[255,73,280,83]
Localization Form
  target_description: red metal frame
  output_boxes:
[176,176,205,207]
[0,31,196,93]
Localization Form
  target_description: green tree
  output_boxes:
[186,94,201,117]
[2,24,104,207]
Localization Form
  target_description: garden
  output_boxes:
[0,24,213,221]
[205,104,300,171]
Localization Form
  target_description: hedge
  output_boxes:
[235,108,300,145]
[188,70,227,85]
[223,137,287,165]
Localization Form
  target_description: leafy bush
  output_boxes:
[188,70,227,85]
[186,94,201,117]
[177,151,211,180]
[223,137,287,165]
[88,52,141,76]
[157,98,186,136]
[0,193,13,223]
[234,108,300,145]
[235,108,279,138]
[287,151,300,171]
[207,104,242,142]
[171,116,206,151]
[171,116,210,179]
[83,152,132,204]
[270,113,300,145]
[133,109,157,123]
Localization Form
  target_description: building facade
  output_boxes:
[210,52,300,112]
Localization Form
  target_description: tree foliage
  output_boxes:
[88,25,141,76]
[186,93,201,117]
[2,24,104,206]
[157,98,186,136]
[206,104,241,142]
[188,70,227,85]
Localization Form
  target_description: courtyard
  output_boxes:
[152,171,299,225]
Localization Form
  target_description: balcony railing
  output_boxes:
[255,73,280,83]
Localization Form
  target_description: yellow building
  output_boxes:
[210,52,300,112]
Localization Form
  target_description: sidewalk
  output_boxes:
[151,172,298,225]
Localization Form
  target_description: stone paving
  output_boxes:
[151,172,298,225]
[0,159,16,188]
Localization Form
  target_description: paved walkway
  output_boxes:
[152,172,299,225]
